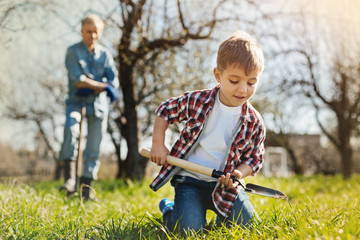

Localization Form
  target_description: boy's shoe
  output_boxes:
[159,198,174,217]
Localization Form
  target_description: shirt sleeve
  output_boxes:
[65,47,86,88]
[241,123,266,174]
[103,50,119,88]
[155,92,191,124]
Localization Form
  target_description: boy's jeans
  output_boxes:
[164,175,257,233]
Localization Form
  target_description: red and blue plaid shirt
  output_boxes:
[150,85,265,217]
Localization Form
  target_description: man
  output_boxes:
[59,14,119,200]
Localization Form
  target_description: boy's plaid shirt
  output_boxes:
[150,85,265,217]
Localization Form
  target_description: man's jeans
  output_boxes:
[59,103,107,180]
[164,175,257,233]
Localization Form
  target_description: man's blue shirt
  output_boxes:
[65,41,118,116]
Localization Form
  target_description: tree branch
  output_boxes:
[176,0,188,32]
[34,119,57,159]
[312,100,340,148]
[0,5,15,27]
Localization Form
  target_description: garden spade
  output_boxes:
[140,148,287,199]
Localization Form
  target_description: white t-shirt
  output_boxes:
[178,92,242,181]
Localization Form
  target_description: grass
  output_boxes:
[0,175,359,239]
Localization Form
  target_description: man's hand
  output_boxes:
[104,84,119,103]
[218,169,243,189]
[150,145,169,166]
[76,78,108,95]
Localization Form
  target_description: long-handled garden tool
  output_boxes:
[75,106,86,193]
[140,148,287,199]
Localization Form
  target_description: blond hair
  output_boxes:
[216,30,264,75]
[81,14,104,32]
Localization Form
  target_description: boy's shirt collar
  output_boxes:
[203,84,219,105]
[207,84,253,123]
[241,103,253,123]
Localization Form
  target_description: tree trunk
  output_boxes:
[54,161,63,180]
[287,148,304,174]
[338,117,353,179]
[118,64,147,179]
[339,145,353,179]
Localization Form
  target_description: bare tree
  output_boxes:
[0,0,53,44]
[111,0,238,179]
[3,0,318,180]
[0,0,244,180]
[108,45,211,178]
[280,1,360,179]
[310,55,360,179]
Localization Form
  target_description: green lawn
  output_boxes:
[0,175,359,239]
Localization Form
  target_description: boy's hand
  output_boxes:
[150,145,169,166]
[218,170,243,189]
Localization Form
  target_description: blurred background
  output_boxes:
[0,0,359,182]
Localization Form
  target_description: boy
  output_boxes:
[149,30,265,233]
[59,14,119,200]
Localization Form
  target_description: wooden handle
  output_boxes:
[75,105,86,192]
[140,148,214,177]
[77,106,86,176]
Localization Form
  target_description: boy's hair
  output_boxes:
[81,14,104,32]
[216,30,264,75]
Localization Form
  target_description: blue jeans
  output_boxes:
[164,175,258,233]
[59,103,107,180]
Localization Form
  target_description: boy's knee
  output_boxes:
[217,192,257,227]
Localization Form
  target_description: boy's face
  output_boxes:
[213,64,260,107]
[81,22,101,50]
